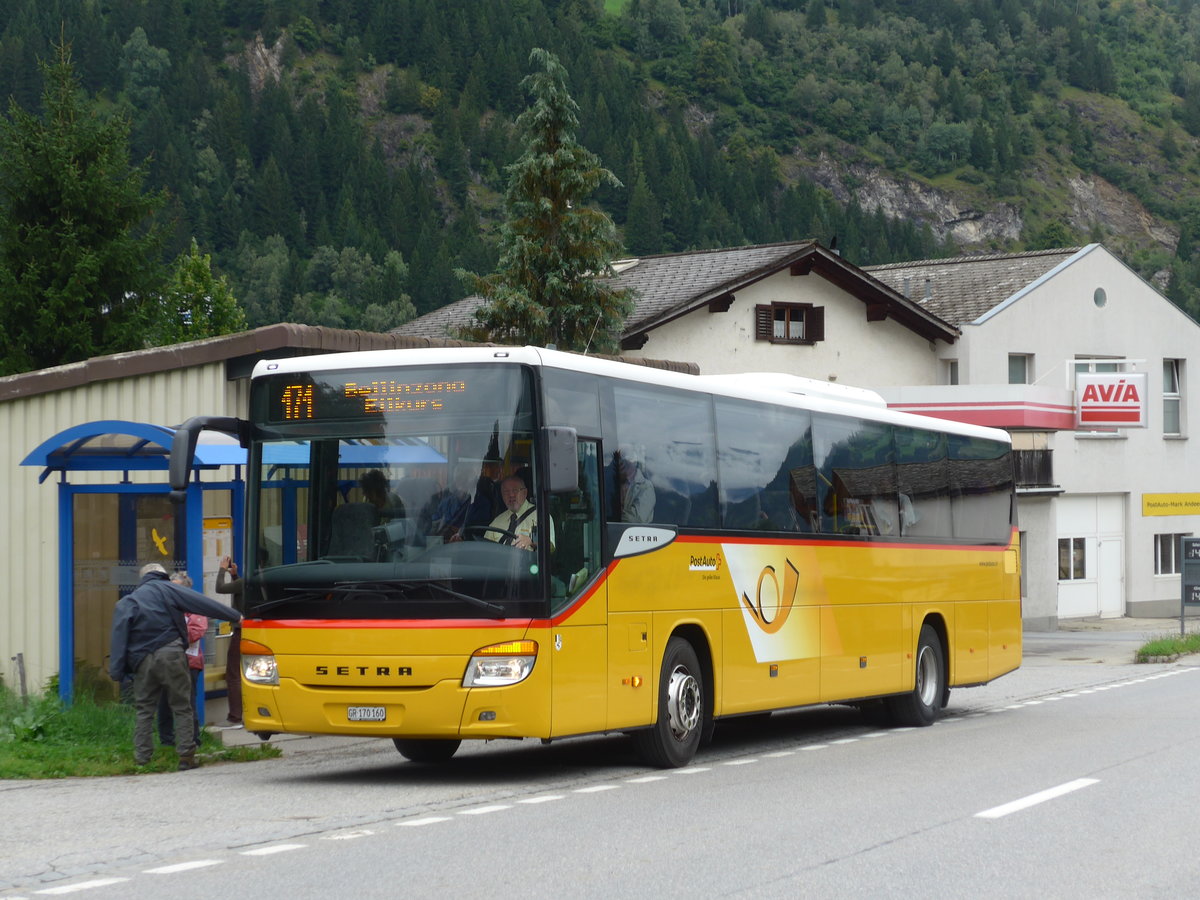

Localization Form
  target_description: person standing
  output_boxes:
[216,555,244,728]
[109,563,242,770]
[156,572,207,752]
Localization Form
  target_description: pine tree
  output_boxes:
[0,43,167,375]
[459,48,632,353]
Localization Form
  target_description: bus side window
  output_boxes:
[814,416,896,536]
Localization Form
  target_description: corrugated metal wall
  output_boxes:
[0,362,247,696]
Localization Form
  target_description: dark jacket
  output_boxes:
[109,570,242,681]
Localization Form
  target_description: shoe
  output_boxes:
[221,718,242,727]
[178,754,200,771]
[134,758,151,767]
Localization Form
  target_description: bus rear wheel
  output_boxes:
[634,637,705,768]
[886,624,944,727]
[393,738,461,763]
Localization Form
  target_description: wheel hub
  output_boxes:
[665,664,701,740]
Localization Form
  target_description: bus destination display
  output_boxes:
[273,376,467,421]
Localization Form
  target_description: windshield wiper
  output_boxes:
[331,579,506,618]
[251,588,335,613]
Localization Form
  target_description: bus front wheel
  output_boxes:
[393,738,461,763]
[886,624,944,727]
[634,637,705,768]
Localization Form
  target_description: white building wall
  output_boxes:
[0,363,246,694]
[634,270,940,386]
[959,246,1200,620]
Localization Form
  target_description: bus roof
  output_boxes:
[251,345,1011,446]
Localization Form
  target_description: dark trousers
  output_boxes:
[157,667,201,747]
[226,625,242,723]
[133,645,193,763]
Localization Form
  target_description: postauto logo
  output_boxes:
[688,553,722,573]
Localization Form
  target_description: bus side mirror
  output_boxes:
[543,426,578,494]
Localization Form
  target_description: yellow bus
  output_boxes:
[171,347,1020,767]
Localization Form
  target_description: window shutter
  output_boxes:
[755,304,773,341]
[807,306,825,342]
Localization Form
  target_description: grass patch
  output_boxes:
[0,684,279,778]
[1135,631,1200,663]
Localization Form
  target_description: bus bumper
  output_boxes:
[242,674,552,740]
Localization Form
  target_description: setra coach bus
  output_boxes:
[169,346,1021,768]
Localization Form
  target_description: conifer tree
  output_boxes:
[459,48,632,354]
[0,43,167,375]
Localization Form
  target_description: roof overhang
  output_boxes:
[621,243,959,345]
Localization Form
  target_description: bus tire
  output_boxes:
[633,637,705,768]
[886,624,944,727]
[393,738,461,763]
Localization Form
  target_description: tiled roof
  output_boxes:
[397,296,485,340]
[864,248,1083,325]
[395,240,957,343]
[610,241,820,331]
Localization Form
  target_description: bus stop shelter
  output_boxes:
[22,420,245,703]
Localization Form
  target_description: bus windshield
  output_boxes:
[246,364,546,620]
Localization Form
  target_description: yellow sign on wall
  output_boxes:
[1142,494,1200,516]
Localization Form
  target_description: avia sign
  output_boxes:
[1076,372,1147,428]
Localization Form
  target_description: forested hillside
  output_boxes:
[3,0,1200,333]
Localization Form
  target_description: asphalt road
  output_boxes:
[3,624,1197,898]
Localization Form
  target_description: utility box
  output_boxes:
[1181,537,1200,606]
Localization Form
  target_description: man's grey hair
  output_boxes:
[139,562,168,578]
[169,571,193,587]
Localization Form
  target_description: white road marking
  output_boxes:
[673,767,711,774]
[626,775,667,783]
[722,758,758,765]
[574,785,619,793]
[35,879,129,894]
[975,778,1099,819]
[144,860,222,873]
[459,805,512,815]
[518,794,564,803]
[398,816,451,827]
[241,843,307,856]
[323,830,374,840]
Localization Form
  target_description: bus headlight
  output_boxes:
[463,640,538,687]
[240,638,279,685]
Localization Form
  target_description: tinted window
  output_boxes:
[894,427,952,539]
[813,416,897,536]
[949,435,1014,542]
[542,368,602,436]
[715,399,814,532]
[611,382,718,527]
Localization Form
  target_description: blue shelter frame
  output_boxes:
[22,420,246,703]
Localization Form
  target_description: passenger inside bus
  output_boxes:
[617,444,656,523]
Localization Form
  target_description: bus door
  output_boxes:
[547,438,608,737]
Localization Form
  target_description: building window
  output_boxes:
[1058,537,1086,580]
[1155,533,1190,575]
[1164,359,1182,436]
[1008,354,1032,385]
[754,303,825,345]
[944,359,959,385]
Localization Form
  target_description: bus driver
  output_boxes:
[485,474,554,552]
